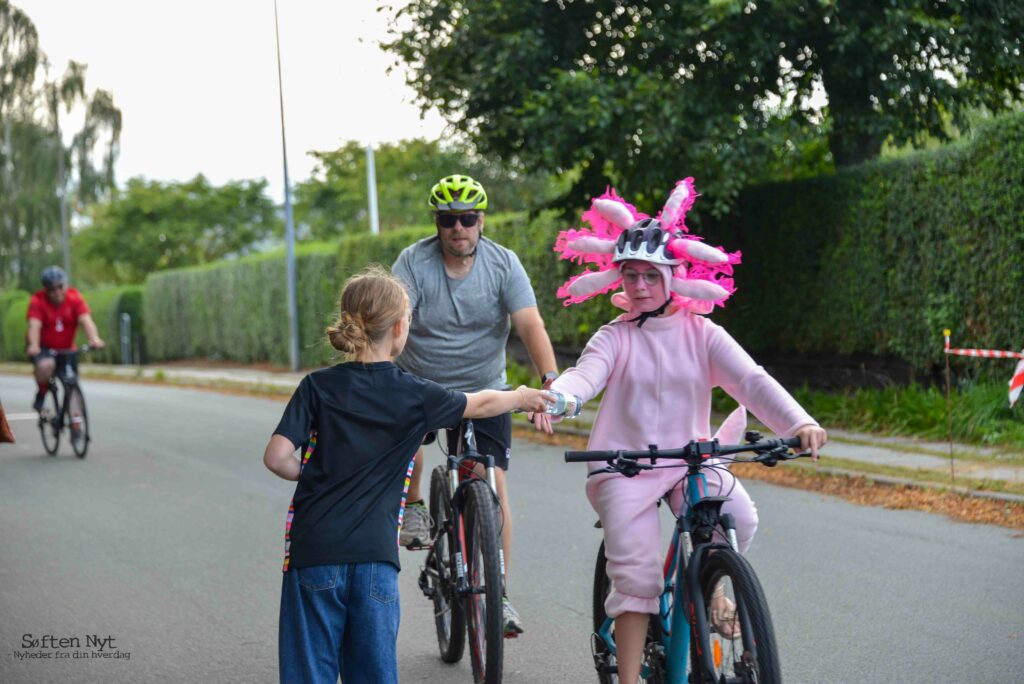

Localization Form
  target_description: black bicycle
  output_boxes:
[418,418,507,684]
[567,432,807,684]
[37,345,90,459]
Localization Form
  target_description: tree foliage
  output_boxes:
[74,176,280,285]
[386,0,1024,215]
[293,138,557,239]
[0,1,122,289]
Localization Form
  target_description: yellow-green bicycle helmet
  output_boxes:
[428,174,489,211]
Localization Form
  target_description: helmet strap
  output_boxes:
[625,298,671,328]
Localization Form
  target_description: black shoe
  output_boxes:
[33,393,45,412]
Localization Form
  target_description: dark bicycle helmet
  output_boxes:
[428,174,488,211]
[41,266,68,288]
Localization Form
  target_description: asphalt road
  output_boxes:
[1,375,1022,683]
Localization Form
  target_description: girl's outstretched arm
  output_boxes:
[263,434,301,481]
[464,386,553,418]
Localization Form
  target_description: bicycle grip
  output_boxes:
[564,450,617,462]
[781,436,803,449]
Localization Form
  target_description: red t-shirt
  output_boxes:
[27,288,90,350]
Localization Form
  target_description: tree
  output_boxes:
[294,138,556,239]
[386,0,1024,214]
[0,2,121,289]
[73,175,280,284]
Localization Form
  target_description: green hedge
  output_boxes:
[86,285,145,364]
[143,243,343,368]
[0,290,30,361]
[703,112,1024,380]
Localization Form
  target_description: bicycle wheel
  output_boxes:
[66,385,89,459]
[463,479,504,684]
[429,465,465,663]
[593,540,665,684]
[38,385,61,456]
[692,548,781,684]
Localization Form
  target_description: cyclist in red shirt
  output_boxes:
[26,266,105,411]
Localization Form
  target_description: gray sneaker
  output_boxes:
[400,501,431,548]
[502,597,524,636]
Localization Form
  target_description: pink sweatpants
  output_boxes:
[586,464,758,617]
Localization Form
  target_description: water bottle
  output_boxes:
[545,391,583,419]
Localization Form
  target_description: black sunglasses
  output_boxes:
[436,213,480,229]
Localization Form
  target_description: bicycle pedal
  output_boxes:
[404,542,432,551]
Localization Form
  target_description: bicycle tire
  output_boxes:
[692,548,781,684]
[429,465,465,663]
[66,385,89,459]
[39,385,60,456]
[463,479,504,684]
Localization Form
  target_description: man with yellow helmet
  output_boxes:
[392,174,558,636]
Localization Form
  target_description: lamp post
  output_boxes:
[366,144,380,235]
[273,0,300,372]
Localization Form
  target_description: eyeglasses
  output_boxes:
[436,213,480,229]
[46,283,66,292]
[621,270,663,286]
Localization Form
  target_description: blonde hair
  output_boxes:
[326,265,408,357]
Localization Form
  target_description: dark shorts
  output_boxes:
[423,413,513,470]
[29,348,76,375]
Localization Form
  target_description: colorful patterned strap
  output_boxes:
[282,433,317,572]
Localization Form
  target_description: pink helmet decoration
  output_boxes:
[553,177,741,314]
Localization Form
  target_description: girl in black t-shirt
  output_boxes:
[263,265,552,684]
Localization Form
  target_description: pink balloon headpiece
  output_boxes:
[553,177,741,315]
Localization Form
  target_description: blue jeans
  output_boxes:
[279,562,400,684]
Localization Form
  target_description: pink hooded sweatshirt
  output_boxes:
[550,305,817,617]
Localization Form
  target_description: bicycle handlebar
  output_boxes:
[565,435,805,476]
[46,344,91,356]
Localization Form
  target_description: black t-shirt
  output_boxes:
[274,362,466,570]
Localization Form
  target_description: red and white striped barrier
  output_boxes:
[1011,360,1024,408]
[943,330,1024,407]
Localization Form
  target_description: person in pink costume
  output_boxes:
[532,178,828,684]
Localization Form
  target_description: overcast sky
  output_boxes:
[16,0,448,201]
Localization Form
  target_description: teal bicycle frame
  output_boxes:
[595,470,713,684]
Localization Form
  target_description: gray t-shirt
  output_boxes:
[392,235,537,392]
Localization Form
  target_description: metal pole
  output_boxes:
[57,136,70,277]
[274,0,300,372]
[366,145,380,235]
[943,329,954,483]
[120,312,132,366]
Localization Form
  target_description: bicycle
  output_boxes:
[37,345,91,459]
[566,430,808,684]
[417,418,507,684]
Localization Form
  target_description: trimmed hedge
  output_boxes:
[87,286,145,364]
[143,242,343,368]
[0,290,30,361]
[703,112,1024,381]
